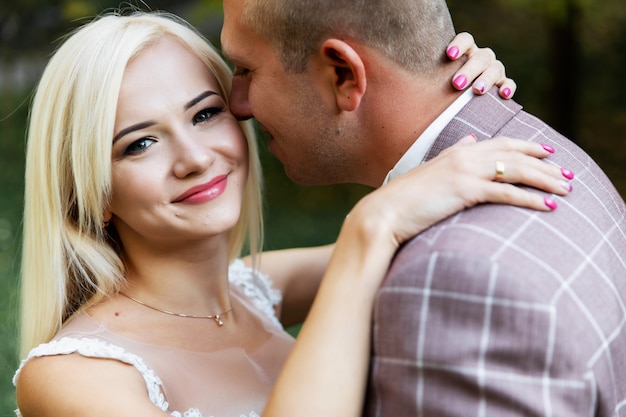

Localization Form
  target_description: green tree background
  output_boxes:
[0,0,624,413]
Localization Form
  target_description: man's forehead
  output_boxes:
[221,11,274,67]
[220,0,248,61]
[220,24,245,65]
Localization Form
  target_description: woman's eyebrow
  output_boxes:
[113,121,156,143]
[184,90,218,111]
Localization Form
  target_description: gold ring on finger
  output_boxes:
[495,160,506,181]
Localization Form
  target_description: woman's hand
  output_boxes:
[447,32,517,99]
[348,136,572,249]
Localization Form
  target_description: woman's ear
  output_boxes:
[319,39,367,111]
[103,211,112,227]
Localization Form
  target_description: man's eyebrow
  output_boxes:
[184,90,218,111]
[113,121,156,143]
[220,44,234,62]
[220,47,244,67]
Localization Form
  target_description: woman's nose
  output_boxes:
[172,133,214,178]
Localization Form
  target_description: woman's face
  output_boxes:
[107,37,248,249]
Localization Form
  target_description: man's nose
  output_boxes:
[230,77,253,121]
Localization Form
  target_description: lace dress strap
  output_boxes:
[228,259,282,328]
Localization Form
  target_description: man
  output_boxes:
[221,0,626,415]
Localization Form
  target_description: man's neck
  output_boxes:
[383,88,474,185]
[360,62,464,187]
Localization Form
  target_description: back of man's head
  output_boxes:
[242,0,456,74]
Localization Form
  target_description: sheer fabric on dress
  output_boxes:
[13,260,295,417]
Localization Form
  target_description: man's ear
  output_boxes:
[319,39,366,111]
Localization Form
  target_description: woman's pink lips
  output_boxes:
[173,175,228,204]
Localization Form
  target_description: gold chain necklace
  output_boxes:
[119,292,232,327]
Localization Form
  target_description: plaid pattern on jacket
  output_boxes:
[364,88,626,417]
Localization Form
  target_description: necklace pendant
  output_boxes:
[213,315,224,327]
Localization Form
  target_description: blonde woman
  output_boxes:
[13,12,571,417]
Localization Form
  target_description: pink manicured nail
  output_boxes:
[561,168,575,180]
[541,144,555,154]
[501,87,511,98]
[453,75,468,90]
[544,197,558,210]
[447,46,460,60]
[474,80,486,94]
[470,133,477,139]
[561,181,573,192]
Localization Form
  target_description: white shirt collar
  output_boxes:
[382,89,474,185]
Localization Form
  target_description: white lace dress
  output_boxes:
[13,259,296,417]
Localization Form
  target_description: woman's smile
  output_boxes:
[173,174,229,204]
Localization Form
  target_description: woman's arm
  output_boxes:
[255,135,569,330]
[261,136,572,417]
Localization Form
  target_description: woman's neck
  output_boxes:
[119,234,233,316]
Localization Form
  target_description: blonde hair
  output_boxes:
[19,11,263,358]
[242,0,455,74]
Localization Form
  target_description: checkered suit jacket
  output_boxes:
[364,88,626,416]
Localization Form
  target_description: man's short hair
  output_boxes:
[242,0,456,74]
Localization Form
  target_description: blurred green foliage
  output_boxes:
[0,92,27,414]
[0,0,624,414]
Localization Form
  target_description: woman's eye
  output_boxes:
[192,107,224,125]
[124,138,155,155]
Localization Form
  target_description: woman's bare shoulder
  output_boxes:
[16,353,166,417]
